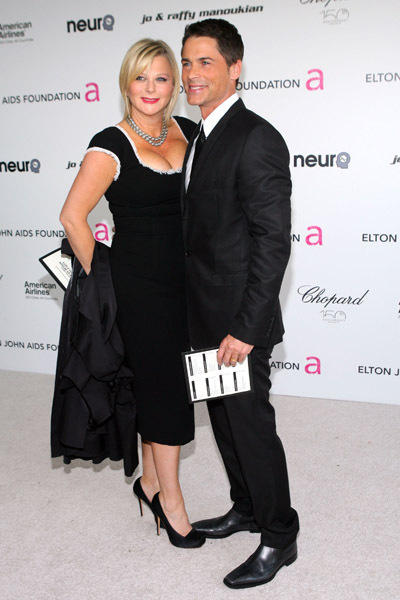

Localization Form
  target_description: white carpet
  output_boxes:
[0,370,399,600]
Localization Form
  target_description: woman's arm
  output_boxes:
[60,151,117,274]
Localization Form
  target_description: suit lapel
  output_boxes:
[181,121,201,214]
[187,99,245,192]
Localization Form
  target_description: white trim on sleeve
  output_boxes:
[84,147,121,181]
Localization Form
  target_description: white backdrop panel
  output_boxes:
[1,0,399,404]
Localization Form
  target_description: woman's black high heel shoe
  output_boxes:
[133,477,165,529]
[151,492,206,549]
[133,477,153,517]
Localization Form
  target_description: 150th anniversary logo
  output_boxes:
[299,0,349,26]
[297,285,369,324]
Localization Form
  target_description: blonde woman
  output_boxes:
[60,39,203,548]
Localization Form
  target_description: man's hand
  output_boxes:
[217,334,254,367]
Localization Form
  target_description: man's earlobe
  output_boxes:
[231,60,242,80]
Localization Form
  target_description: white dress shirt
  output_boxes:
[185,93,239,190]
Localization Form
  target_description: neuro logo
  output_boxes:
[30,158,41,173]
[293,152,351,168]
[102,15,115,30]
[67,15,115,33]
[0,158,41,173]
[336,152,350,169]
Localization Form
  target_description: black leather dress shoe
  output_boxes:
[223,541,297,589]
[192,507,260,538]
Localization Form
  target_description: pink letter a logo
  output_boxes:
[94,223,109,241]
[305,356,321,375]
[85,82,100,102]
[306,69,324,91]
[305,226,323,246]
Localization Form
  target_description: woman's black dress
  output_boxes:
[87,117,196,445]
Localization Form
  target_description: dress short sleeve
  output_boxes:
[173,116,197,142]
[85,127,123,181]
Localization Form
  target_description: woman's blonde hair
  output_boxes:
[119,38,180,123]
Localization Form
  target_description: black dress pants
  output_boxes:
[207,346,299,549]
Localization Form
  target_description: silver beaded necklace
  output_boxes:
[126,114,168,146]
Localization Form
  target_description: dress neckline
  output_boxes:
[114,117,188,175]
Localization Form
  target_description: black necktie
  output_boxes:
[192,125,206,170]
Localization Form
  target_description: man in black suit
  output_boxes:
[180,19,299,588]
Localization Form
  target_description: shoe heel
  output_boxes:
[285,552,297,567]
[156,515,161,536]
[138,497,143,517]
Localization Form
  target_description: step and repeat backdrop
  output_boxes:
[1,1,399,404]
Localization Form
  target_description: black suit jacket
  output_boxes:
[51,240,138,476]
[181,99,291,349]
